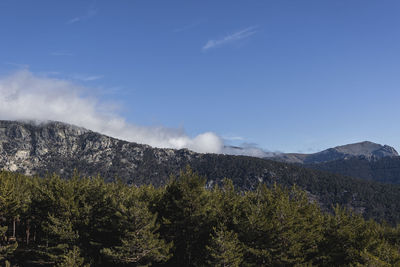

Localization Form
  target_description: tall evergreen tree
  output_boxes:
[156,167,216,266]
[206,225,243,267]
[236,184,324,266]
[101,200,172,266]
[0,225,17,265]
[57,246,88,267]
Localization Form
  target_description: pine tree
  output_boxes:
[42,215,79,263]
[0,172,31,241]
[318,205,400,266]
[57,246,88,267]
[101,200,172,265]
[0,225,17,264]
[155,167,215,266]
[206,225,243,267]
[236,184,324,266]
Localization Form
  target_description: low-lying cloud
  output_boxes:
[0,70,269,156]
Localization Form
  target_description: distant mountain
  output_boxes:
[271,141,399,164]
[269,141,400,184]
[1,120,400,224]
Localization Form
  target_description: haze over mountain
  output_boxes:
[1,120,400,224]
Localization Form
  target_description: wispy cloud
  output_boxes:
[66,4,97,25]
[71,74,103,82]
[202,26,258,51]
[0,70,273,157]
[50,51,74,56]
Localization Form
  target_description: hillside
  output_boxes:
[271,141,398,164]
[306,156,400,184]
[1,120,400,223]
[270,141,400,185]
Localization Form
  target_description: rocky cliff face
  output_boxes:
[0,120,298,189]
[0,120,200,184]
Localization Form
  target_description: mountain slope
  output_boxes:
[306,156,400,184]
[271,141,399,164]
[269,141,400,184]
[1,120,400,224]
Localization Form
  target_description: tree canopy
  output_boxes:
[0,168,400,266]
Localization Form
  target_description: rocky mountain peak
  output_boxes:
[0,120,195,181]
[0,120,89,140]
[270,141,398,164]
[332,141,398,158]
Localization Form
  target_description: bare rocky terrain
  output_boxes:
[0,120,201,185]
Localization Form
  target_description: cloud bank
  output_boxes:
[0,70,269,156]
[202,26,258,51]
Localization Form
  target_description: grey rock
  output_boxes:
[0,120,200,185]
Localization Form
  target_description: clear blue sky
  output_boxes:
[1,0,400,153]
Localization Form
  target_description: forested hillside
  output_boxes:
[2,121,400,226]
[190,154,400,225]
[1,169,400,266]
[305,156,400,184]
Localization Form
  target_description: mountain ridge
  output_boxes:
[270,141,399,164]
[1,120,400,224]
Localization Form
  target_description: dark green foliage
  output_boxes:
[1,168,400,266]
[155,167,216,266]
[206,225,243,267]
[0,226,17,264]
[57,246,87,267]
[233,184,324,266]
[0,171,29,265]
[306,156,400,184]
[317,205,400,266]
[100,189,172,266]
[189,155,400,225]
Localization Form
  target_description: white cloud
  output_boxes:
[202,26,258,51]
[70,74,103,81]
[66,6,97,24]
[223,143,278,158]
[67,17,81,24]
[0,70,272,156]
[0,70,224,153]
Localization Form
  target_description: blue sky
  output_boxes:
[1,0,400,153]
